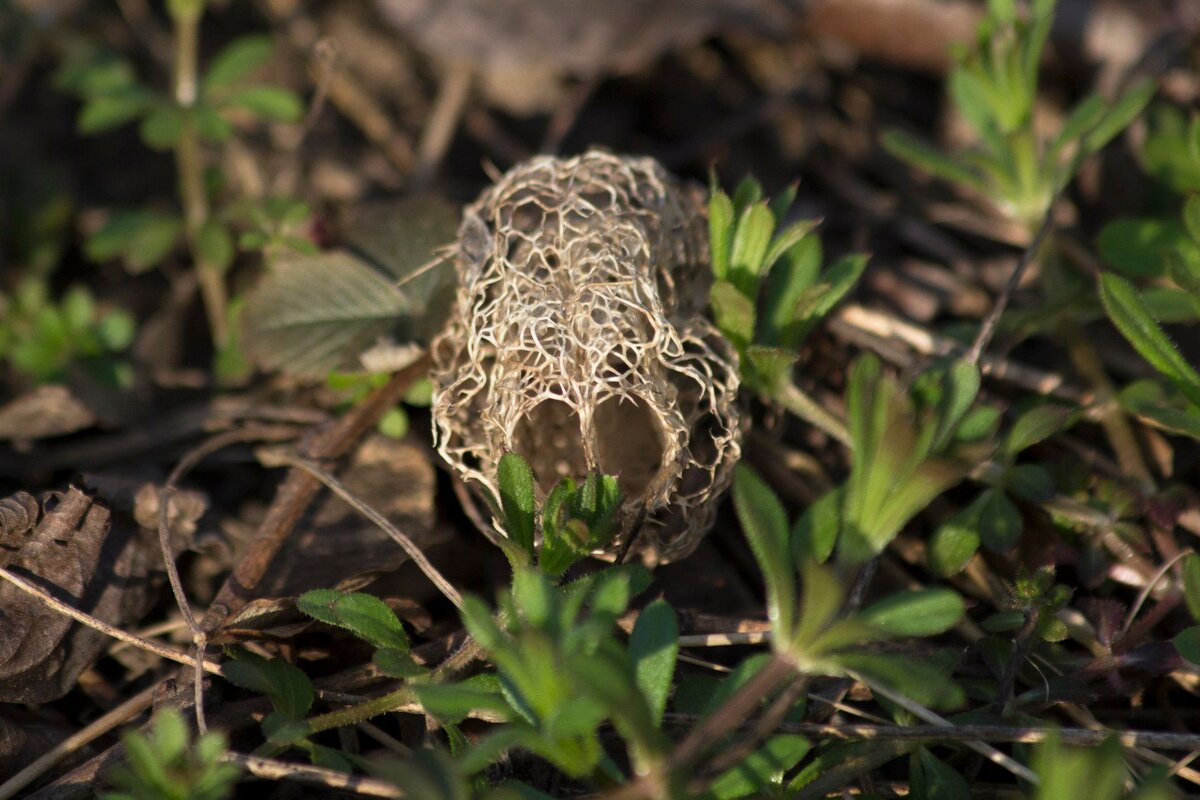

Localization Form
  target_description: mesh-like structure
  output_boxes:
[431,151,741,562]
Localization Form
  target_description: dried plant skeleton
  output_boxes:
[431,151,742,561]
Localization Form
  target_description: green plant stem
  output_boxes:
[304,686,413,736]
[170,0,229,350]
[775,379,851,446]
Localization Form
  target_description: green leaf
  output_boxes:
[858,589,964,637]
[1168,247,1200,297]
[709,191,734,281]
[498,453,537,559]
[1002,403,1077,457]
[762,219,820,278]
[78,89,153,134]
[841,652,964,709]
[1096,218,1187,279]
[97,310,136,351]
[194,104,234,142]
[413,684,514,725]
[1123,397,1200,440]
[512,569,553,629]
[203,35,274,92]
[728,203,775,296]
[882,129,985,192]
[197,219,235,273]
[733,465,795,639]
[709,280,756,351]
[373,647,427,679]
[377,406,409,439]
[221,85,304,123]
[978,487,1023,552]
[1174,626,1200,664]
[1099,272,1200,409]
[1185,195,1200,247]
[791,487,841,565]
[930,360,981,452]
[223,651,314,719]
[709,735,810,800]
[139,104,184,150]
[1004,463,1055,503]
[1183,555,1200,622]
[1081,79,1156,155]
[241,250,408,377]
[629,599,678,724]
[929,506,980,577]
[912,747,972,800]
[761,234,821,345]
[296,590,410,652]
[784,253,868,346]
[793,561,843,652]
[744,345,797,396]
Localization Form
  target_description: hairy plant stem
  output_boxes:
[775,379,850,445]
[170,0,229,350]
[304,686,414,736]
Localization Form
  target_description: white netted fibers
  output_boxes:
[431,150,741,561]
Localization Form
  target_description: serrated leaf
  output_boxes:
[241,250,408,377]
[297,590,409,652]
[858,589,964,637]
[733,465,794,639]
[221,85,304,122]
[498,453,537,558]
[1099,272,1200,409]
[630,599,678,724]
[203,35,274,92]
[340,196,459,342]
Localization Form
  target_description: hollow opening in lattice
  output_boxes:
[512,399,589,493]
[595,395,666,500]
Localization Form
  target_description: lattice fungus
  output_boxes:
[431,151,742,561]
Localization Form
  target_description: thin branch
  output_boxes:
[200,355,430,634]
[967,203,1056,364]
[256,448,463,610]
[227,753,402,798]
[848,671,1039,784]
[0,566,224,675]
[763,722,1200,752]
